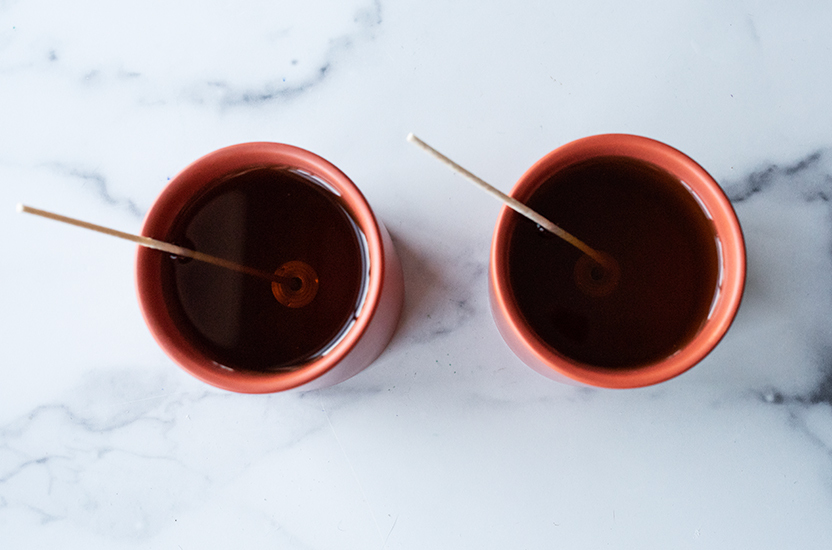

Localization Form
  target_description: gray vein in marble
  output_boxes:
[757,351,832,410]
[745,15,761,44]
[723,149,832,464]
[3,1,383,114]
[186,1,383,109]
[0,368,343,540]
[811,361,832,406]
[43,162,145,218]
[756,384,832,465]
[725,150,831,203]
[203,64,331,107]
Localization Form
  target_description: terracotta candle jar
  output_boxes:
[137,143,404,393]
[489,134,745,388]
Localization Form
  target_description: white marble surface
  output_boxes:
[3,0,832,547]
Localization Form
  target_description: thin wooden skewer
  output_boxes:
[406,133,607,266]
[16,203,290,284]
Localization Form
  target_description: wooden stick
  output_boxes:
[406,133,607,265]
[16,203,289,284]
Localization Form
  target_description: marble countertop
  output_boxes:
[3,1,832,548]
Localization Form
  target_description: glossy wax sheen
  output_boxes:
[160,167,365,372]
[508,156,720,369]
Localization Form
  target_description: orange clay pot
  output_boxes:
[489,134,745,388]
[137,143,404,393]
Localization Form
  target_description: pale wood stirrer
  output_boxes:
[406,133,608,267]
[16,203,292,284]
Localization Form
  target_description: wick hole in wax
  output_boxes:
[573,252,621,298]
[272,261,319,308]
[289,277,303,291]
